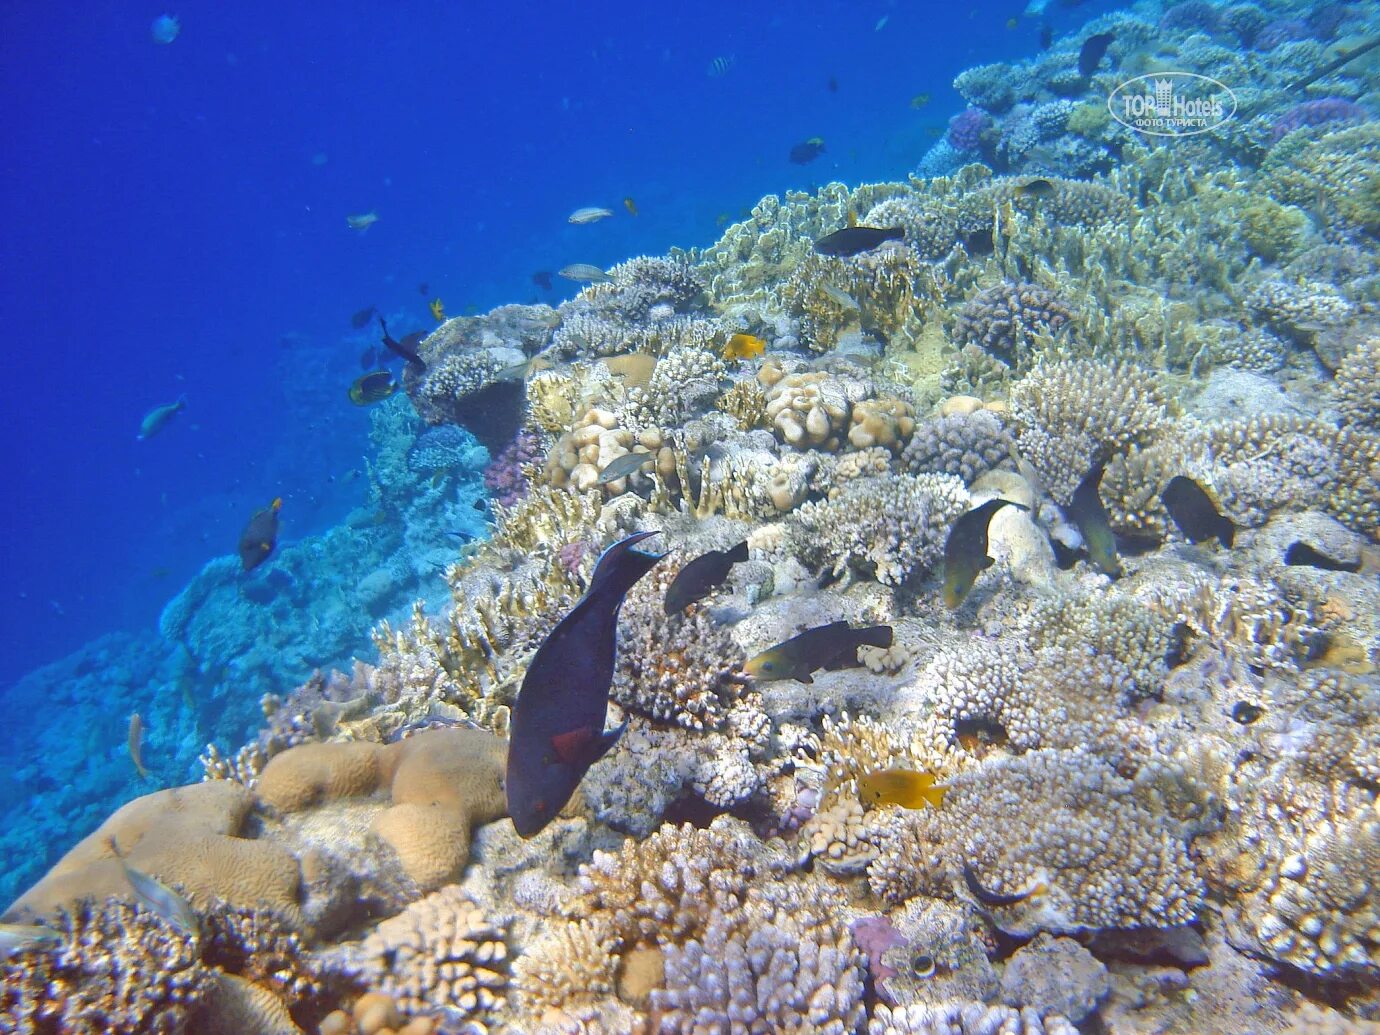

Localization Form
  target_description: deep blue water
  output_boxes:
[0,0,1099,687]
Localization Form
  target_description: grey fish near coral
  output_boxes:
[107,837,200,943]
[744,621,893,683]
[0,922,60,960]
[350,305,376,328]
[136,396,186,441]
[814,225,904,257]
[558,263,613,284]
[963,861,1045,907]
[1065,464,1121,577]
[377,316,427,370]
[789,137,826,164]
[595,450,653,485]
[942,498,1023,608]
[127,713,148,779]
[663,540,748,614]
[237,497,282,572]
[1161,476,1234,548]
[506,531,665,837]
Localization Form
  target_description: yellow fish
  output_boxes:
[623,196,639,216]
[722,332,766,361]
[910,93,931,109]
[859,768,948,810]
[429,298,446,322]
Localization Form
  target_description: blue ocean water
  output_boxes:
[0,0,1112,892]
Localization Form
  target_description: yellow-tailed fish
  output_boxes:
[108,838,200,941]
[128,713,149,778]
[941,498,1022,609]
[346,211,379,231]
[859,768,948,810]
[722,332,766,361]
[623,196,639,216]
[429,298,446,321]
[0,923,61,960]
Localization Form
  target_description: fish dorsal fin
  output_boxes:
[981,555,995,570]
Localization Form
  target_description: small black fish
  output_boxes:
[532,271,554,291]
[963,862,1042,907]
[1284,541,1361,573]
[745,621,893,684]
[359,346,378,370]
[1078,31,1115,77]
[827,76,839,92]
[1039,23,1053,49]
[1160,476,1234,548]
[815,225,905,258]
[506,532,665,837]
[350,305,376,329]
[238,498,282,572]
[378,315,426,370]
[664,541,748,615]
[596,451,653,485]
[418,281,430,296]
[1065,464,1121,578]
[942,498,1023,608]
[789,137,826,164]
[348,370,397,405]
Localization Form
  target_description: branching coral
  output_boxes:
[787,472,968,587]
[1009,358,1169,503]
[902,410,1013,483]
[953,282,1072,366]
[1335,336,1380,432]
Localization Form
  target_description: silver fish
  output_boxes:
[707,54,736,77]
[568,206,614,225]
[819,282,860,309]
[596,451,653,485]
[0,922,61,959]
[559,263,613,284]
[137,396,186,441]
[110,840,200,942]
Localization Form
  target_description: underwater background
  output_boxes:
[1,0,1378,1030]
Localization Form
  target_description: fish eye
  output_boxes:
[910,952,935,978]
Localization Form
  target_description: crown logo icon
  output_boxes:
[1153,79,1174,114]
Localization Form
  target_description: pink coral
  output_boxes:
[482,429,543,506]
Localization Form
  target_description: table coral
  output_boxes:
[788,471,967,587]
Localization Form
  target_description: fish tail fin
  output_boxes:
[176,394,188,409]
[923,783,949,809]
[726,541,749,564]
[1219,521,1235,549]
[589,531,664,599]
[592,720,627,764]
[858,625,894,650]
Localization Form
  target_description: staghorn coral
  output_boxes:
[1149,571,1320,672]
[787,472,968,587]
[1010,358,1169,504]
[323,885,508,1021]
[1335,336,1380,432]
[511,918,617,1018]
[717,377,769,430]
[953,282,1072,365]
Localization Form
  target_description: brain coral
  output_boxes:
[324,885,508,1022]
[953,282,1072,365]
[1009,358,1169,504]
[787,472,969,587]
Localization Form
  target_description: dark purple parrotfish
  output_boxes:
[505,531,665,837]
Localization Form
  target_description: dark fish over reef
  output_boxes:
[1161,476,1234,548]
[1284,541,1360,573]
[789,137,826,164]
[532,271,554,291]
[1065,464,1121,577]
[815,225,904,257]
[1078,32,1114,76]
[238,498,282,572]
[1015,178,1056,200]
[378,315,426,370]
[359,346,379,370]
[137,396,186,441]
[1039,24,1053,49]
[963,861,1044,907]
[745,621,893,684]
[942,498,1023,608]
[664,540,748,615]
[506,531,665,837]
[350,305,376,328]
[349,370,397,406]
